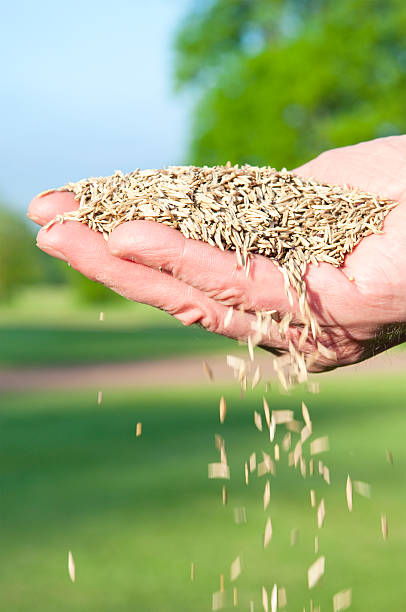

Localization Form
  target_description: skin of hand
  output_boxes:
[28,136,406,372]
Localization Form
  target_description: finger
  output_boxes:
[37,219,288,348]
[27,191,78,226]
[108,220,295,315]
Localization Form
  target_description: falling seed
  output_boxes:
[264,481,271,510]
[136,422,142,437]
[317,499,325,528]
[310,436,329,455]
[220,574,224,592]
[233,587,238,607]
[346,475,353,511]
[323,466,330,484]
[249,452,257,472]
[248,335,255,361]
[269,417,276,442]
[381,513,388,541]
[286,419,302,433]
[302,401,312,430]
[222,486,227,505]
[293,441,302,467]
[274,444,280,461]
[301,424,312,444]
[310,490,316,507]
[230,556,242,581]
[386,449,393,465]
[318,460,323,475]
[278,587,287,608]
[308,556,325,589]
[224,307,233,328]
[314,536,319,553]
[272,410,294,424]
[203,360,214,382]
[300,457,307,478]
[262,452,276,475]
[191,562,195,581]
[212,590,226,611]
[309,459,314,475]
[99,311,104,321]
[263,397,271,428]
[227,354,246,372]
[257,461,269,477]
[271,584,278,612]
[254,411,263,431]
[354,481,371,498]
[215,434,224,450]
[219,396,227,423]
[68,550,75,583]
[262,586,269,612]
[333,589,352,611]
[290,527,299,546]
[209,463,230,479]
[250,601,255,612]
[252,366,261,390]
[234,507,247,524]
[97,390,103,405]
[245,462,249,485]
[264,517,273,547]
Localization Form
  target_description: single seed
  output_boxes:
[230,556,241,581]
[333,589,352,611]
[97,390,103,405]
[254,411,263,431]
[190,562,195,581]
[308,556,325,589]
[264,480,271,510]
[68,550,75,583]
[310,489,316,507]
[219,396,227,423]
[136,422,142,437]
[346,475,353,511]
[310,436,329,455]
[203,361,214,382]
[99,311,104,321]
[381,513,388,541]
[264,517,273,547]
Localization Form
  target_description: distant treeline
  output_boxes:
[1,206,119,303]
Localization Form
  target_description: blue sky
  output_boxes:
[0,0,193,211]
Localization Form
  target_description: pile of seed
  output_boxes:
[44,163,396,384]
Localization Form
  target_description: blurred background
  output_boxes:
[1,1,406,610]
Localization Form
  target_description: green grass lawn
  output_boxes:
[0,286,236,366]
[1,374,405,611]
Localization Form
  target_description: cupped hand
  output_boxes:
[28,136,406,372]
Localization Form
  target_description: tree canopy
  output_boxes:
[175,0,406,169]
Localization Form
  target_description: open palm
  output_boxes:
[28,136,406,372]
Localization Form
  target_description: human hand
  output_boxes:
[28,136,406,372]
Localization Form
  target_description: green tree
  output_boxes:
[175,0,406,169]
[0,206,58,299]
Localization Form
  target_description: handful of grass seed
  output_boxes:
[43,163,396,385]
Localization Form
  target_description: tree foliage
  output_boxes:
[0,207,53,299]
[175,0,406,169]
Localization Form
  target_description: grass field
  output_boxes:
[0,286,235,366]
[1,374,406,611]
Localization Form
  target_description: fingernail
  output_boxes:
[38,244,68,263]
